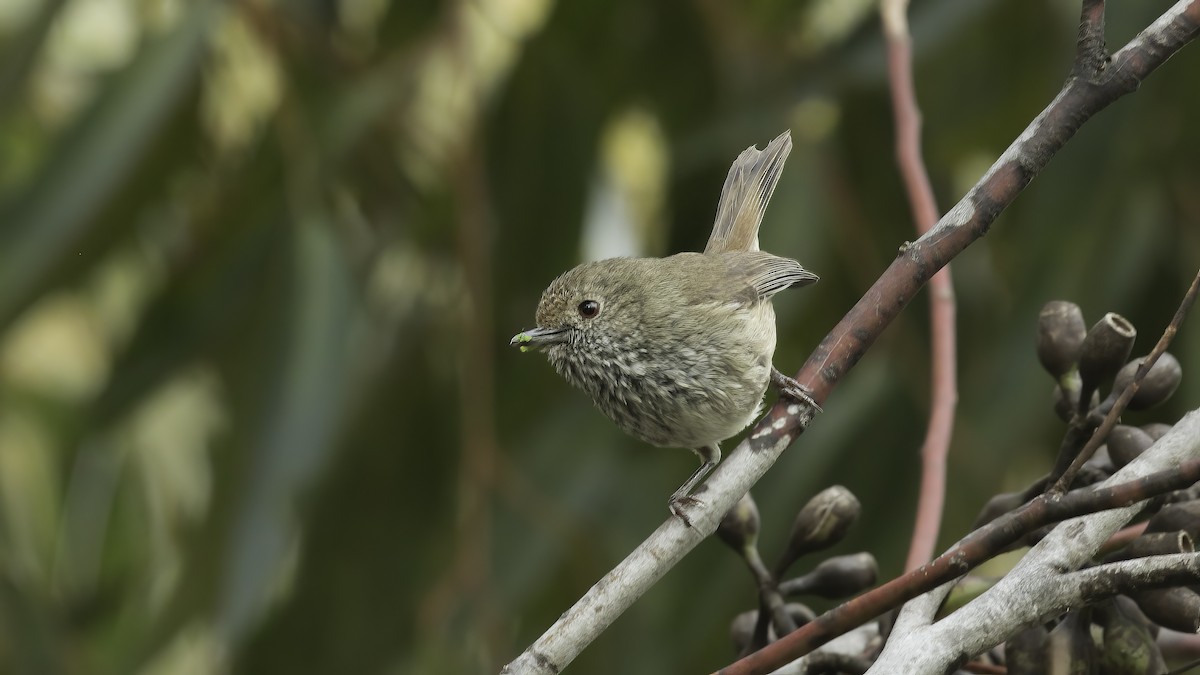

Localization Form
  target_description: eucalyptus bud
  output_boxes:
[775,486,861,577]
[717,492,761,554]
[1084,445,1114,474]
[1131,588,1200,633]
[1141,423,1174,441]
[1053,385,1074,422]
[1107,425,1155,468]
[730,604,814,654]
[1077,313,1136,414]
[1046,610,1095,674]
[1145,501,1200,540]
[1095,598,1167,675]
[784,602,816,626]
[972,491,1027,529]
[1116,595,1159,637]
[1106,531,1193,563]
[779,553,878,599]
[1112,353,1182,411]
[1005,624,1050,675]
[1055,385,1100,422]
[730,610,758,652]
[1037,301,1087,379]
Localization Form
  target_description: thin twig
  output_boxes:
[881,0,958,573]
[1074,0,1108,79]
[1050,266,1200,493]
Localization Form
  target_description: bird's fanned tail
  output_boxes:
[704,130,793,254]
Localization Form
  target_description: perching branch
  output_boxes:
[501,3,1200,673]
[880,0,958,573]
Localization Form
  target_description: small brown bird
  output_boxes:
[511,130,817,522]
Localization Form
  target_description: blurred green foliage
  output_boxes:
[0,0,1196,673]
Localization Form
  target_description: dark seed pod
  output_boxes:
[783,602,816,626]
[1055,385,1099,422]
[1105,531,1193,563]
[779,552,878,599]
[1005,624,1050,675]
[1116,595,1159,638]
[1046,610,1095,674]
[730,604,816,654]
[1078,313,1136,413]
[1113,353,1182,411]
[1084,445,1114,475]
[717,492,760,554]
[775,486,861,577]
[1037,301,1088,379]
[1131,588,1200,634]
[1095,598,1167,675]
[972,491,1027,529]
[730,610,757,653]
[1141,423,1173,441]
[1107,425,1155,469]
[1053,385,1073,422]
[1145,501,1200,540]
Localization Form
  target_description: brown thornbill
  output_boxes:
[510,131,818,524]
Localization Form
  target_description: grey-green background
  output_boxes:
[0,0,1197,673]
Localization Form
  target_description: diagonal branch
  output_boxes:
[501,3,1200,673]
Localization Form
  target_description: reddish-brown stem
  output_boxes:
[1098,521,1149,556]
[882,0,958,573]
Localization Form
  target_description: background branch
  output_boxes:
[881,0,958,573]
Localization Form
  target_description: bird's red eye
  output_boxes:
[578,300,600,318]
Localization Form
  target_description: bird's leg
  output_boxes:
[771,366,823,413]
[668,444,720,528]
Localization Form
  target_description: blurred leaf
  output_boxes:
[0,0,69,112]
[0,1,219,330]
[87,146,288,431]
[0,572,60,675]
[215,212,358,644]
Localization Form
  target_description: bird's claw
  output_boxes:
[669,495,703,528]
[771,368,823,413]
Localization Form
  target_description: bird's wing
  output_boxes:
[704,130,793,254]
[724,251,818,301]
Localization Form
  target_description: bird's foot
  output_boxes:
[668,495,704,528]
[771,367,823,413]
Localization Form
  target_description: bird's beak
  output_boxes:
[510,327,568,352]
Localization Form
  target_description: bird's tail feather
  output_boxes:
[704,130,793,254]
